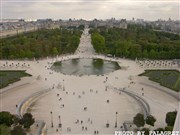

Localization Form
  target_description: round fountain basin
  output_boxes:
[51,58,120,76]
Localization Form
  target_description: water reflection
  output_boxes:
[51,58,120,76]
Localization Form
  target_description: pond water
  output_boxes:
[51,58,120,75]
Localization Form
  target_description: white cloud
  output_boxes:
[2,0,179,20]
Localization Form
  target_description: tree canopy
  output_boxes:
[0,111,35,135]
[133,113,145,128]
[91,32,106,53]
[90,24,180,59]
[0,28,82,59]
[146,115,156,127]
[165,111,177,127]
[11,126,26,135]
[132,111,177,131]
[141,128,150,135]
[0,124,11,135]
[0,111,14,127]
[19,113,35,129]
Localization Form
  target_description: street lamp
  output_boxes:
[63,80,65,91]
[58,115,62,128]
[50,111,53,128]
[115,112,118,128]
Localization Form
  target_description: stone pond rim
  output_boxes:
[51,58,121,76]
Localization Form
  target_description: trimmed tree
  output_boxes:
[52,47,59,56]
[0,111,14,127]
[19,113,35,129]
[146,115,156,127]
[11,126,26,135]
[133,113,145,128]
[12,115,21,126]
[141,128,150,135]
[0,124,11,135]
[165,111,177,126]
[91,32,106,53]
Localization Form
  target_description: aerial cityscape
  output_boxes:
[0,0,180,135]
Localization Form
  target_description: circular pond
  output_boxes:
[51,58,120,75]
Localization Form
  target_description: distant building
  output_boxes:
[1,18,180,37]
[119,19,127,29]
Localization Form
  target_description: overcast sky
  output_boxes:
[1,0,179,21]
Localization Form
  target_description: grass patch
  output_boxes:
[0,70,32,88]
[139,70,180,92]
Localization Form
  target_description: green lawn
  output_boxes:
[139,70,180,92]
[0,70,31,88]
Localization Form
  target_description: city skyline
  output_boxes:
[1,0,179,21]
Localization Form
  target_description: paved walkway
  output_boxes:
[75,28,96,56]
[0,28,179,134]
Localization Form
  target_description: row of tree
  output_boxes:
[133,111,177,134]
[0,28,82,59]
[0,111,35,135]
[90,25,180,59]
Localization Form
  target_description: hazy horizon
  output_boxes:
[1,0,179,21]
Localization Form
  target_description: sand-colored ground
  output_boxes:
[0,28,179,135]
